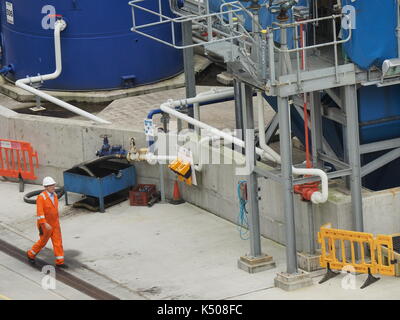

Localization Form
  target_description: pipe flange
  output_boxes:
[55,19,67,31]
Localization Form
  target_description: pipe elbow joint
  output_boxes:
[55,19,67,32]
[310,191,328,204]
[145,154,158,165]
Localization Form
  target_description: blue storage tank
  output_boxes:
[359,85,400,144]
[342,0,398,70]
[0,0,183,91]
[358,85,400,191]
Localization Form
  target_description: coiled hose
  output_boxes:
[24,188,65,204]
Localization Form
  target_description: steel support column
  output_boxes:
[234,79,244,143]
[278,96,298,274]
[242,83,262,258]
[182,20,196,130]
[344,85,364,232]
[310,91,324,168]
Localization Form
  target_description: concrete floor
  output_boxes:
[96,85,252,131]
[1,180,400,300]
[0,251,92,300]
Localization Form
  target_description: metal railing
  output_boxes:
[129,0,353,90]
[129,0,252,49]
[271,13,353,87]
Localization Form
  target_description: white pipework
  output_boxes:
[256,91,328,204]
[126,147,176,165]
[15,19,111,125]
[160,89,329,204]
[144,154,177,165]
[256,93,282,164]
[160,88,279,163]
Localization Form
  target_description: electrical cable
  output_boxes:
[237,180,250,240]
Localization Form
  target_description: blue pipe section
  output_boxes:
[146,95,235,148]
[0,64,13,75]
[147,109,163,120]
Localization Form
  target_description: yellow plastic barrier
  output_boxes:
[168,159,192,186]
[318,224,396,288]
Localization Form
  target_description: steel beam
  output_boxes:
[318,152,350,170]
[264,113,279,144]
[322,107,346,124]
[310,91,324,168]
[344,85,364,232]
[182,20,196,129]
[361,148,400,178]
[254,166,283,183]
[325,88,343,109]
[278,96,298,274]
[242,83,262,258]
[360,137,400,154]
[234,79,244,143]
[278,64,356,97]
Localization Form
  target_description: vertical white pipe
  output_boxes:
[15,20,111,125]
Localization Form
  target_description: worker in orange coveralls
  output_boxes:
[27,176,68,269]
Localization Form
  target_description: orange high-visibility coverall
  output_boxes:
[27,191,64,265]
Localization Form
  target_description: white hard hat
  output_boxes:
[43,176,56,187]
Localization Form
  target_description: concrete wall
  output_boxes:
[1,107,400,255]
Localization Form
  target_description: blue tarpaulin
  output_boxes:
[342,0,398,70]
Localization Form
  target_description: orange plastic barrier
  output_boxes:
[0,139,39,181]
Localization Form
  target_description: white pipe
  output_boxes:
[144,154,177,165]
[161,88,278,162]
[256,93,282,163]
[15,20,110,125]
[194,135,213,172]
[256,92,328,204]
[294,167,329,204]
[161,89,329,203]
[167,87,235,109]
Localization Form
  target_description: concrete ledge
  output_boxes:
[238,254,276,273]
[274,271,313,291]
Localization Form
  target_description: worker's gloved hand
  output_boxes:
[39,223,52,235]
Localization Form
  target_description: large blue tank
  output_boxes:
[359,85,400,144]
[342,0,398,70]
[0,0,183,91]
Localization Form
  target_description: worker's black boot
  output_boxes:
[56,263,69,269]
[26,252,35,265]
